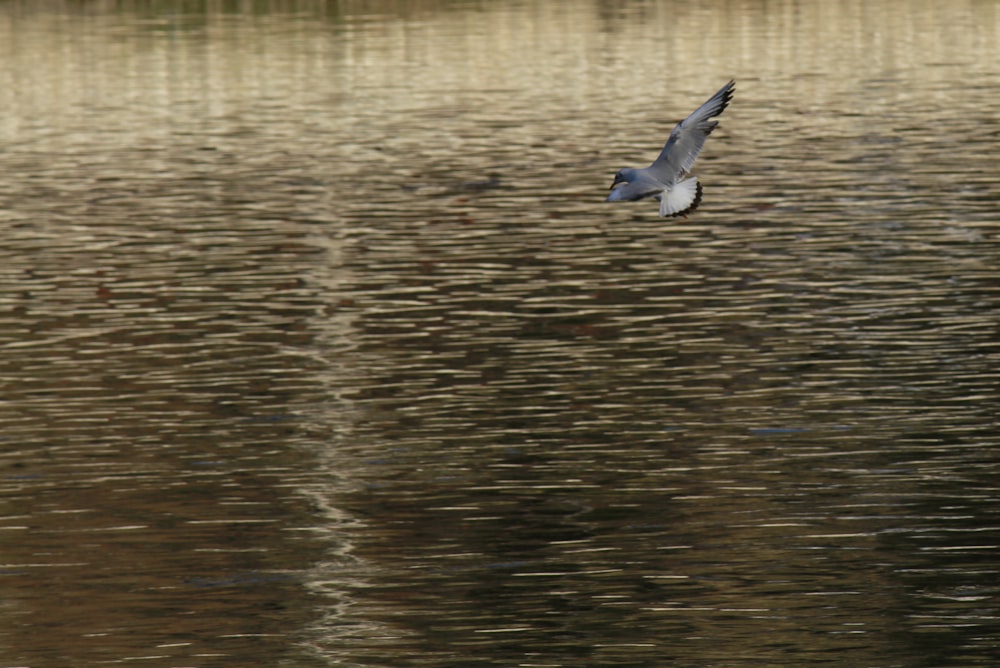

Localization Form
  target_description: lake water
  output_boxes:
[1,1,998,666]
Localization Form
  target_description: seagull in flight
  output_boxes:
[607,80,734,217]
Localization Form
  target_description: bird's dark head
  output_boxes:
[606,168,640,202]
[609,168,633,189]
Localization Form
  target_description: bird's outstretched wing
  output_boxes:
[647,80,734,183]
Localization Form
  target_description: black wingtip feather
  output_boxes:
[700,81,734,136]
[717,80,736,115]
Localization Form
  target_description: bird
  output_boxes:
[606,80,734,217]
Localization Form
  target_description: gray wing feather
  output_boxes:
[647,80,734,183]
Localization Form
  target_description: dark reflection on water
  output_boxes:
[2,0,1000,666]
[314,215,1000,664]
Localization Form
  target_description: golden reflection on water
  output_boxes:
[0,0,999,666]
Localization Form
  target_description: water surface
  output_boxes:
[1,1,998,666]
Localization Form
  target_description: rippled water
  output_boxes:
[1,1,999,666]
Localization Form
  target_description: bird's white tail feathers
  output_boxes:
[658,177,703,218]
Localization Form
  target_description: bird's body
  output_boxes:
[607,80,734,217]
